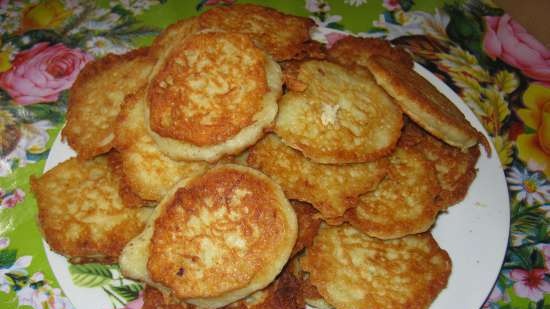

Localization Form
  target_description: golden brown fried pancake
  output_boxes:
[63,48,154,159]
[147,32,282,162]
[303,283,333,309]
[344,146,441,239]
[290,200,322,257]
[198,4,314,61]
[120,164,297,308]
[328,36,413,69]
[142,265,304,309]
[225,265,304,309]
[247,133,389,219]
[114,89,209,202]
[301,225,451,309]
[143,286,195,309]
[289,255,334,309]
[149,32,266,145]
[400,120,480,208]
[31,156,153,264]
[149,17,200,60]
[289,40,327,61]
[107,150,149,208]
[275,60,403,164]
[365,55,487,152]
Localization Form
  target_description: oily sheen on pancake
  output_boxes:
[114,89,209,202]
[31,155,152,264]
[365,55,486,151]
[119,164,297,308]
[247,133,388,219]
[63,48,155,159]
[328,36,413,69]
[399,120,481,208]
[275,60,403,164]
[344,146,442,239]
[147,32,282,162]
[301,224,451,309]
[198,4,314,61]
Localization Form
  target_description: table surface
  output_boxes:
[0,1,549,308]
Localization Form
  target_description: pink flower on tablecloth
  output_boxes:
[383,0,401,11]
[538,244,550,270]
[483,14,550,85]
[122,292,143,309]
[0,237,9,250]
[509,268,550,301]
[482,284,508,308]
[325,32,348,48]
[0,42,92,105]
[0,188,25,209]
[306,0,330,13]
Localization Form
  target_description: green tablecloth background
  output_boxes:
[1,0,549,308]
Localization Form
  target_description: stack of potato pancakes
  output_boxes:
[31,4,489,309]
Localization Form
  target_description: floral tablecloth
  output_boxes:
[0,0,549,308]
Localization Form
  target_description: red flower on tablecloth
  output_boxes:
[509,268,550,301]
[483,14,550,86]
[0,42,92,105]
[383,0,401,11]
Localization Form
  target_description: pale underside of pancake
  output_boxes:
[344,146,442,239]
[399,120,480,208]
[114,89,209,202]
[146,32,282,162]
[328,36,413,69]
[301,224,452,309]
[63,48,155,159]
[119,164,297,308]
[275,60,403,164]
[365,55,490,153]
[198,3,315,61]
[30,155,153,264]
[247,133,389,219]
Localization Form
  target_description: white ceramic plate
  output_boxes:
[42,63,510,309]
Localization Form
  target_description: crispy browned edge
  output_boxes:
[328,36,414,68]
[197,3,315,61]
[399,119,481,208]
[107,150,152,208]
[142,264,304,309]
[367,55,491,156]
[30,158,138,264]
[63,47,151,159]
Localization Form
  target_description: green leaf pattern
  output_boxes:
[69,264,113,288]
[68,263,144,307]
